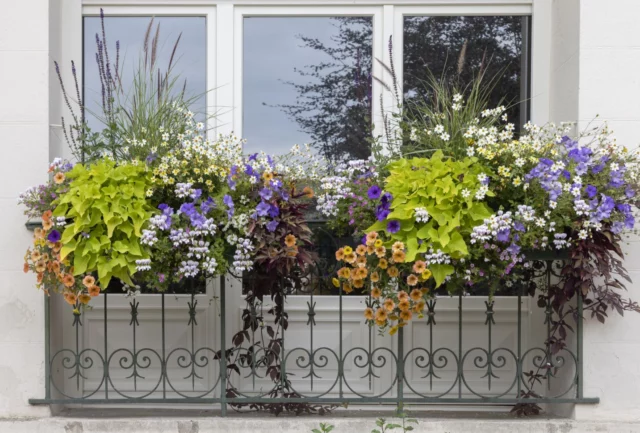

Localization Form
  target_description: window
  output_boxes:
[242,16,373,162]
[83,16,207,132]
[403,15,530,128]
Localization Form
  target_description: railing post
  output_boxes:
[577,292,584,399]
[44,292,51,400]
[517,286,522,398]
[219,276,227,416]
[397,325,404,412]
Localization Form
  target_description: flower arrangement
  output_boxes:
[324,86,640,334]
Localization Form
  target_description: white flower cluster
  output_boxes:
[471,211,513,244]
[423,248,451,266]
[515,205,536,222]
[316,158,376,217]
[230,237,254,273]
[135,258,151,272]
[414,207,430,223]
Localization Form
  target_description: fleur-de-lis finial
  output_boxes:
[129,300,139,326]
[484,300,495,325]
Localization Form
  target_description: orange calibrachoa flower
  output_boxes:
[42,210,52,222]
[53,172,66,184]
[343,282,353,294]
[63,292,77,305]
[375,308,388,325]
[83,275,96,288]
[387,266,399,278]
[383,298,395,312]
[413,300,426,313]
[370,271,380,283]
[397,290,409,302]
[410,289,422,302]
[62,274,75,288]
[352,278,365,289]
[375,246,386,258]
[366,245,375,254]
[78,294,91,305]
[364,307,374,320]
[88,285,101,297]
[392,241,405,252]
[407,274,419,286]
[338,267,351,279]
[354,267,368,279]
[378,258,388,269]
[412,260,427,274]
[398,300,410,312]
[284,234,297,247]
[366,231,378,245]
[344,252,356,264]
[400,310,412,322]
[302,186,314,198]
[42,220,53,231]
[35,260,46,273]
[392,249,406,263]
[356,255,367,268]
[371,287,382,299]
[335,248,345,261]
[355,245,367,256]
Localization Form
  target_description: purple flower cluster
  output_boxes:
[375,192,393,221]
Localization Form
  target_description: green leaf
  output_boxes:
[448,231,468,256]
[431,263,454,287]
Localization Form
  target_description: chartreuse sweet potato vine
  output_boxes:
[53,160,153,288]
[369,151,493,287]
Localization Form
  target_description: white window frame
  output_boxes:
[70,0,550,144]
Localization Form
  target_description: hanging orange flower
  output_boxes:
[335,248,345,261]
[366,245,375,255]
[344,252,356,264]
[364,307,374,320]
[83,275,96,288]
[343,282,353,294]
[35,260,46,273]
[352,278,364,289]
[63,292,77,305]
[284,234,297,247]
[400,310,413,322]
[375,307,388,323]
[370,271,380,283]
[392,241,405,252]
[37,273,44,284]
[23,263,29,273]
[412,261,427,274]
[410,289,422,302]
[51,261,61,274]
[406,274,419,286]
[383,298,395,312]
[42,220,53,231]
[355,245,367,256]
[397,290,409,302]
[378,258,388,269]
[62,274,75,288]
[78,294,91,305]
[375,246,386,258]
[88,285,101,297]
[398,300,410,312]
[392,250,406,263]
[42,210,52,222]
[413,300,426,313]
[366,231,378,245]
[355,255,367,268]
[387,266,399,278]
[371,287,382,299]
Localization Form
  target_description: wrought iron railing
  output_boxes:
[29,226,599,413]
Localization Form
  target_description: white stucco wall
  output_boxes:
[0,0,51,419]
[572,0,640,422]
[0,0,639,424]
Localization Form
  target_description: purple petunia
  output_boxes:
[266,220,279,232]
[223,194,235,218]
[47,229,61,243]
[259,188,273,201]
[386,220,401,234]
[586,185,598,199]
[367,185,382,200]
[200,197,216,214]
[256,201,271,217]
[268,204,280,218]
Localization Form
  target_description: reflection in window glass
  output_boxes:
[83,16,206,132]
[403,16,529,127]
[243,17,373,162]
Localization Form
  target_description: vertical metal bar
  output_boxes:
[517,287,522,397]
[519,15,531,128]
[219,276,227,416]
[546,260,552,391]
[44,293,51,399]
[339,282,343,398]
[104,291,108,399]
[161,292,166,399]
[280,277,286,395]
[397,325,404,410]
[458,292,463,398]
[309,288,314,392]
[577,291,584,399]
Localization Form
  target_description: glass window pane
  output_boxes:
[83,16,206,132]
[403,16,529,127]
[243,17,373,162]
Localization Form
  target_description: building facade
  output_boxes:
[1,0,640,431]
